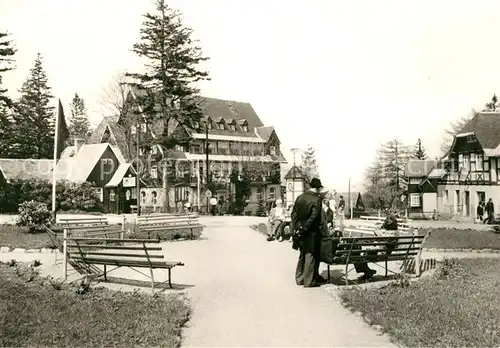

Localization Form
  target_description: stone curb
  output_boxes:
[422,247,500,253]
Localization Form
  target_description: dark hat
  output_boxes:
[310,177,323,189]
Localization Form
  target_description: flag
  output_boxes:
[52,99,70,215]
[55,99,70,159]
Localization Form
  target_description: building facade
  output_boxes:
[89,91,287,214]
[436,111,500,219]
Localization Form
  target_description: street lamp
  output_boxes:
[290,148,299,204]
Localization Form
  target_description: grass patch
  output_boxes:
[0,262,190,347]
[340,258,500,347]
[0,224,54,249]
[420,228,500,250]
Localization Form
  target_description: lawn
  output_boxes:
[420,227,500,250]
[339,258,500,347]
[0,261,190,347]
[0,224,54,249]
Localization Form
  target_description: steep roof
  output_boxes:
[255,126,274,141]
[459,112,500,149]
[88,117,129,159]
[0,159,54,181]
[404,159,438,177]
[105,163,136,187]
[54,143,125,181]
[284,165,305,179]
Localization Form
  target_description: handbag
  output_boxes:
[320,237,339,263]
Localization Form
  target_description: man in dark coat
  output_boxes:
[484,198,495,224]
[291,178,325,288]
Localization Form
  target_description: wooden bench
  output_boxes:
[359,216,415,234]
[135,213,203,240]
[325,231,431,285]
[65,237,184,293]
[58,216,109,226]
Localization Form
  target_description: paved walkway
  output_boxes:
[9,216,498,347]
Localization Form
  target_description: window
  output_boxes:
[207,141,216,155]
[470,153,476,171]
[95,188,103,202]
[141,191,146,205]
[256,187,263,200]
[242,125,248,132]
[269,146,276,156]
[109,189,116,202]
[175,187,185,202]
[242,143,252,156]
[269,187,276,200]
[230,142,242,155]
[151,165,158,179]
[131,187,137,199]
[175,144,184,152]
[458,154,464,171]
[484,158,490,171]
[141,123,147,133]
[190,144,202,154]
[229,123,236,131]
[410,193,420,207]
[463,154,470,171]
[152,191,157,205]
[476,153,483,171]
[217,142,229,155]
[218,122,225,130]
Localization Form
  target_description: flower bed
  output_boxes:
[340,258,500,347]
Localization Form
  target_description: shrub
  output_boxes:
[16,200,53,233]
[0,179,100,213]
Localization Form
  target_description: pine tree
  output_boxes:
[127,0,210,212]
[301,144,319,184]
[11,53,54,159]
[0,32,16,157]
[483,94,499,111]
[68,93,90,141]
[412,138,428,160]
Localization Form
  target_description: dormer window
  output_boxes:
[269,146,276,156]
[239,119,249,132]
[466,134,476,143]
[227,119,236,131]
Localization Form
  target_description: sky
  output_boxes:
[2,0,500,192]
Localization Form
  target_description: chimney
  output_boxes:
[74,138,84,153]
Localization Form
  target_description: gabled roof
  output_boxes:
[284,165,305,179]
[334,192,363,207]
[105,163,136,187]
[88,117,129,159]
[0,159,53,181]
[404,160,438,177]
[54,143,125,182]
[255,126,275,141]
[458,112,500,149]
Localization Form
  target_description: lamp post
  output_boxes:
[205,121,210,214]
[290,148,299,204]
[136,122,141,216]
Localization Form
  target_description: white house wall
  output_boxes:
[437,184,500,219]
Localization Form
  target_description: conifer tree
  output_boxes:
[412,138,428,160]
[68,93,90,141]
[11,53,54,159]
[127,0,210,212]
[301,144,319,184]
[0,32,16,157]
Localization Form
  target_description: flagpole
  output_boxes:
[51,100,61,220]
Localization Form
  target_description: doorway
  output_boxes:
[464,191,470,216]
[477,191,485,207]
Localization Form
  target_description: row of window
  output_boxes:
[130,119,250,135]
[188,143,277,156]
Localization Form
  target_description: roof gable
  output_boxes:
[284,165,305,179]
[459,112,500,149]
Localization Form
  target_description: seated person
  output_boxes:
[267,199,287,241]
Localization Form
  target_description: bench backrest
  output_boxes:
[360,215,413,223]
[334,234,426,263]
[66,238,164,265]
[63,224,124,238]
[136,213,199,226]
[343,226,417,238]
[58,216,108,226]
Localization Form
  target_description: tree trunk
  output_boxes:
[162,162,170,213]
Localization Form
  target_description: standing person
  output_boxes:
[337,195,346,231]
[210,196,217,216]
[324,200,334,230]
[291,178,325,288]
[484,198,495,224]
[477,201,484,223]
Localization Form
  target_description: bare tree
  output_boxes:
[98,71,130,119]
[439,109,474,156]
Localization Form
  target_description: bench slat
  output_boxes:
[67,238,159,243]
[73,257,183,268]
[334,247,422,254]
[337,241,424,248]
[69,251,164,259]
[334,253,418,263]
[139,224,204,231]
[63,225,120,231]
[68,244,163,251]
